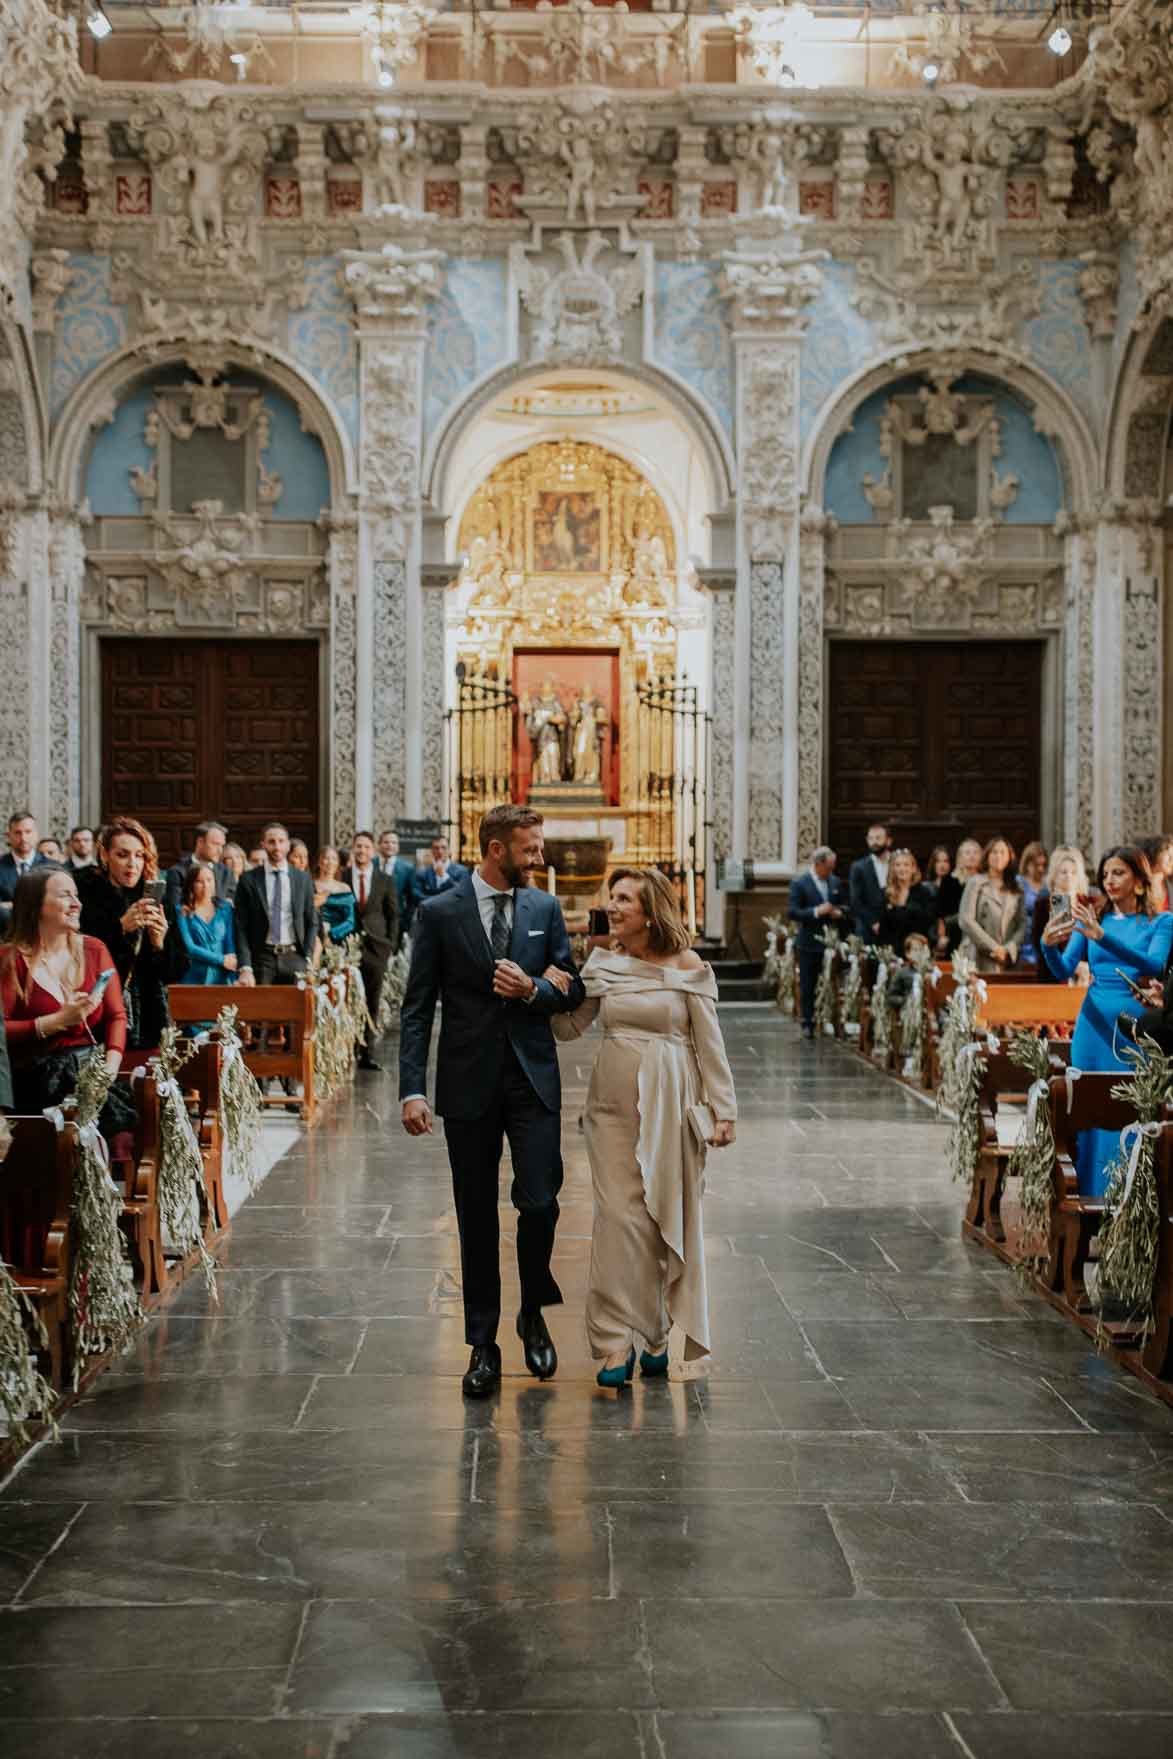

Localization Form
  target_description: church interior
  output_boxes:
[3,0,1173,1752]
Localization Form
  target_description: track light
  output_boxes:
[86,6,112,38]
[922,61,940,84]
[1047,25,1072,55]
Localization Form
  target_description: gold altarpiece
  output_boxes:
[452,438,684,872]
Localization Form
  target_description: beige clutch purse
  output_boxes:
[687,1101,716,1147]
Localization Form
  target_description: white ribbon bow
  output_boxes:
[1024,1077,1051,1136]
[928,966,941,988]
[974,979,989,1002]
[155,1074,204,1168]
[957,1042,986,1069]
[1064,1065,1084,1112]
[1117,1120,1162,1208]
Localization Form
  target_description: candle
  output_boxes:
[687,872,698,939]
[548,866,556,896]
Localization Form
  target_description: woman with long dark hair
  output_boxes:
[959,836,1025,972]
[1041,845,1173,1197]
[78,817,170,1053]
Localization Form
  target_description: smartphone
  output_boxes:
[89,967,113,1002]
[1115,966,1151,1002]
[145,879,166,904]
[588,907,610,937]
[1049,892,1071,918]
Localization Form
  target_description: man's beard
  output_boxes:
[501,857,534,888]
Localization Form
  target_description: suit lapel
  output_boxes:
[455,880,494,976]
[509,884,533,959]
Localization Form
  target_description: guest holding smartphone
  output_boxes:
[78,817,170,1054]
[1034,846,1093,983]
[1041,845,1172,1197]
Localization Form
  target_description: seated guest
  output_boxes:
[847,823,890,942]
[788,844,845,1040]
[234,822,317,987]
[376,828,416,940]
[248,845,265,869]
[313,845,357,946]
[164,820,229,914]
[37,837,64,864]
[1143,834,1173,913]
[922,844,957,955]
[1033,845,1092,982]
[0,811,60,927]
[412,835,469,904]
[1016,840,1049,969]
[79,818,170,1055]
[343,831,399,1071]
[875,849,934,953]
[175,860,238,986]
[222,843,246,898]
[959,836,1025,972]
[0,868,132,1138]
[289,839,310,873]
[65,826,96,872]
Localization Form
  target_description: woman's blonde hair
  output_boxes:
[1044,844,1090,896]
[608,866,691,956]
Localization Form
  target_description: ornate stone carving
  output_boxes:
[323,514,358,842]
[876,103,1029,274]
[707,577,736,866]
[1077,249,1120,340]
[720,241,827,331]
[796,506,832,860]
[1090,1,1173,314]
[1122,574,1162,841]
[341,243,443,324]
[889,4,1006,87]
[125,93,273,271]
[420,575,446,820]
[718,120,825,222]
[747,559,785,858]
[48,509,86,836]
[0,0,82,309]
[512,232,647,367]
[850,256,1041,349]
[888,507,997,624]
[372,558,408,832]
[29,248,71,334]
[478,2,688,89]
[500,98,670,226]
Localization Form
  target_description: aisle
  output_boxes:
[4,1014,1173,1755]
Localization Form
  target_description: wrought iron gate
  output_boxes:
[445,665,517,865]
[634,678,710,927]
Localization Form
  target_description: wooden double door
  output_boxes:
[101,639,320,866]
[826,639,1044,869]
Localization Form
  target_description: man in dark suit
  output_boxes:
[343,830,399,1072]
[376,829,417,942]
[789,845,846,1039]
[164,820,231,914]
[399,803,585,1399]
[233,821,317,986]
[411,834,469,907]
[0,811,61,927]
[848,822,891,943]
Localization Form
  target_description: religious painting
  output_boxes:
[512,648,620,805]
[530,490,604,575]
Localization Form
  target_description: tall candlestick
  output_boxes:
[687,871,698,939]
[548,866,556,896]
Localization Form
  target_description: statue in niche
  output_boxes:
[561,135,597,226]
[178,120,229,246]
[523,679,568,786]
[373,118,416,212]
[920,127,982,256]
[568,689,607,785]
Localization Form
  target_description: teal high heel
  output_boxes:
[639,1349,669,1378]
[597,1349,636,1389]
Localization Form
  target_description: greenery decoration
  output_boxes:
[1096,1037,1173,1340]
[68,1051,141,1377]
[899,943,934,1080]
[776,932,797,1015]
[840,935,866,1029]
[1005,1031,1058,1274]
[0,1266,58,1446]
[813,926,842,1036]
[936,947,978,1099]
[214,1006,263,1192]
[378,937,412,1036]
[152,1027,216,1294]
[762,916,784,993]
[871,955,894,1063]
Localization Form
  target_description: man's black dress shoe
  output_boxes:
[357,1052,383,1072]
[462,1343,501,1399]
[517,1310,557,1380]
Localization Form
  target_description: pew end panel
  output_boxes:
[1045,1074,1139,1312]
[1,1115,77,1388]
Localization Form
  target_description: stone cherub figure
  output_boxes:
[561,134,597,226]
[177,120,229,247]
[921,127,982,254]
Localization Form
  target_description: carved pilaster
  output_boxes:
[324,515,359,843]
[700,570,736,870]
[796,508,834,862]
[47,508,86,834]
[80,117,115,224]
[836,125,871,226]
[458,124,489,227]
[420,571,447,821]
[295,123,329,224]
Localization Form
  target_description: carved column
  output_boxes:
[419,564,450,823]
[323,514,359,843]
[795,507,834,863]
[46,505,87,835]
[0,490,34,815]
[696,568,735,934]
[721,243,825,865]
[341,244,442,831]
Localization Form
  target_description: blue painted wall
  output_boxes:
[824,374,1064,525]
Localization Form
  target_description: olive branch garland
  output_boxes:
[0,1267,58,1446]
[840,935,866,1029]
[152,1027,216,1296]
[812,926,842,1037]
[1004,1030,1059,1278]
[1096,1036,1173,1343]
[377,936,412,1036]
[762,915,784,993]
[776,931,797,1016]
[871,954,895,1063]
[68,1051,141,1378]
[214,1006,263,1194]
[899,942,935,1080]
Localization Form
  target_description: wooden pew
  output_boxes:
[0,1115,77,1388]
[1141,1123,1173,1381]
[114,1065,169,1303]
[168,985,317,1124]
[180,1039,227,1238]
[976,983,1084,1038]
[1044,1072,1140,1310]
[965,1042,1071,1246]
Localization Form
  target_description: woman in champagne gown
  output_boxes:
[551,868,737,1387]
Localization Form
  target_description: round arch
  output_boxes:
[801,344,1100,512]
[0,316,46,495]
[1104,311,1173,501]
[48,337,358,510]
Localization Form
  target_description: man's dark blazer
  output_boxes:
[1131,962,1173,1053]
[378,853,417,934]
[0,852,60,924]
[232,863,317,970]
[164,854,231,914]
[788,871,846,951]
[399,876,585,1121]
[412,860,470,905]
[848,855,886,941]
[341,866,399,957]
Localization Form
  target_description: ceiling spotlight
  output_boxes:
[1047,25,1073,55]
[921,61,940,84]
[86,6,112,38]
[376,65,395,88]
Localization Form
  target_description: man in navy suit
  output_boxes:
[399,804,585,1399]
[410,834,469,908]
[789,844,846,1039]
[848,822,891,943]
[0,811,61,928]
[376,829,417,941]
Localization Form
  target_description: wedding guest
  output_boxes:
[847,823,890,942]
[65,826,95,872]
[922,844,957,955]
[1034,845,1092,982]
[787,845,845,1039]
[875,849,934,953]
[289,839,310,873]
[78,817,170,1054]
[959,836,1025,972]
[1017,840,1049,969]
[412,835,469,904]
[343,831,399,1072]
[37,838,64,864]
[1042,846,1172,1197]
[377,828,416,940]
[1143,834,1173,913]
[164,820,229,914]
[0,811,59,927]
[247,846,265,868]
[234,822,317,987]
[175,860,238,986]
[314,845,357,947]
[549,868,736,1387]
[222,843,246,898]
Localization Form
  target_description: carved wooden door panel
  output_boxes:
[827,639,1044,867]
[101,639,320,866]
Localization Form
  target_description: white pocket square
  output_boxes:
[528,929,544,937]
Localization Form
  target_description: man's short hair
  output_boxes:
[69,825,92,839]
[479,804,544,856]
[811,845,835,865]
[7,810,33,829]
[260,821,288,838]
[353,829,375,843]
[195,820,227,839]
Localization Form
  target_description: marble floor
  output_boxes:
[4,1012,1173,1757]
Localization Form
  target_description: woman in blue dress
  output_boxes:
[1041,845,1173,1197]
[313,845,357,947]
[176,860,238,984]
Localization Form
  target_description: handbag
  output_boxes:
[687,1101,716,1148]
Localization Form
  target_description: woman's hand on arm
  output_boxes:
[542,964,572,996]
